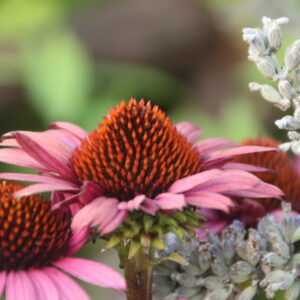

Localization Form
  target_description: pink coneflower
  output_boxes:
[0,99,283,235]
[0,181,126,300]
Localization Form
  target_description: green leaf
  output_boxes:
[22,31,92,123]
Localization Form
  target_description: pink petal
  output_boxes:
[185,191,234,212]
[50,122,88,140]
[0,272,6,297]
[269,208,298,223]
[43,267,90,300]
[118,195,146,211]
[140,198,159,214]
[14,132,75,180]
[0,148,46,171]
[71,197,119,231]
[196,219,229,239]
[65,227,89,255]
[194,170,259,193]
[79,181,103,205]
[53,257,126,291]
[0,172,77,186]
[6,271,37,300]
[29,269,59,300]
[221,162,272,173]
[211,145,277,160]
[168,169,222,193]
[52,194,79,210]
[100,210,128,235]
[14,183,79,198]
[154,193,186,210]
[175,121,202,143]
[45,129,82,149]
[0,138,19,147]
[196,138,238,155]
[225,181,283,198]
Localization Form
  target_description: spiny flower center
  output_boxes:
[0,181,72,271]
[71,99,203,201]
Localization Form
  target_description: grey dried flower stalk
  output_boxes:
[243,16,300,155]
[153,203,300,300]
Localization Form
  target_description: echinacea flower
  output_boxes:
[199,136,300,237]
[0,181,126,300]
[0,99,283,238]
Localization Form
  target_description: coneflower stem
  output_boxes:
[118,246,154,300]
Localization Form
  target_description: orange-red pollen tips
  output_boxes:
[0,181,71,271]
[71,99,203,201]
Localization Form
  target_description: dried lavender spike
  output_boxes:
[243,16,300,155]
[153,203,300,300]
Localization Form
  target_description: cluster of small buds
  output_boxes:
[153,203,300,300]
[243,16,300,154]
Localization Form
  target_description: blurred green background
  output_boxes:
[0,0,299,299]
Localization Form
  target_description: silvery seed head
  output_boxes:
[153,203,300,300]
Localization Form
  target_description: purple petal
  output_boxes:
[14,132,75,180]
[14,183,79,198]
[211,145,277,160]
[49,122,88,140]
[65,227,89,255]
[53,257,126,291]
[43,267,89,300]
[185,191,234,212]
[0,172,78,186]
[168,169,222,194]
[118,195,146,211]
[6,271,36,300]
[196,138,238,155]
[225,181,283,198]
[175,121,202,143]
[100,210,128,235]
[79,181,103,205]
[29,269,59,300]
[0,148,46,171]
[221,163,272,173]
[140,198,159,214]
[194,170,259,193]
[154,193,186,210]
[0,272,6,297]
[71,197,119,231]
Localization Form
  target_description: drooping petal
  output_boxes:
[29,269,59,300]
[118,195,146,211]
[14,183,79,198]
[50,122,88,140]
[196,138,238,155]
[79,181,103,205]
[175,121,202,143]
[194,170,260,193]
[221,162,272,173]
[100,210,128,235]
[53,257,126,291]
[225,181,283,199]
[185,191,234,212]
[0,172,77,186]
[0,148,46,171]
[43,267,90,300]
[140,198,159,214]
[154,193,186,210]
[14,132,75,180]
[210,145,277,160]
[71,197,119,231]
[168,169,222,194]
[6,271,37,300]
[65,227,89,256]
[0,272,6,297]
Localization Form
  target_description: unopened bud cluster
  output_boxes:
[243,16,300,155]
[153,203,300,300]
